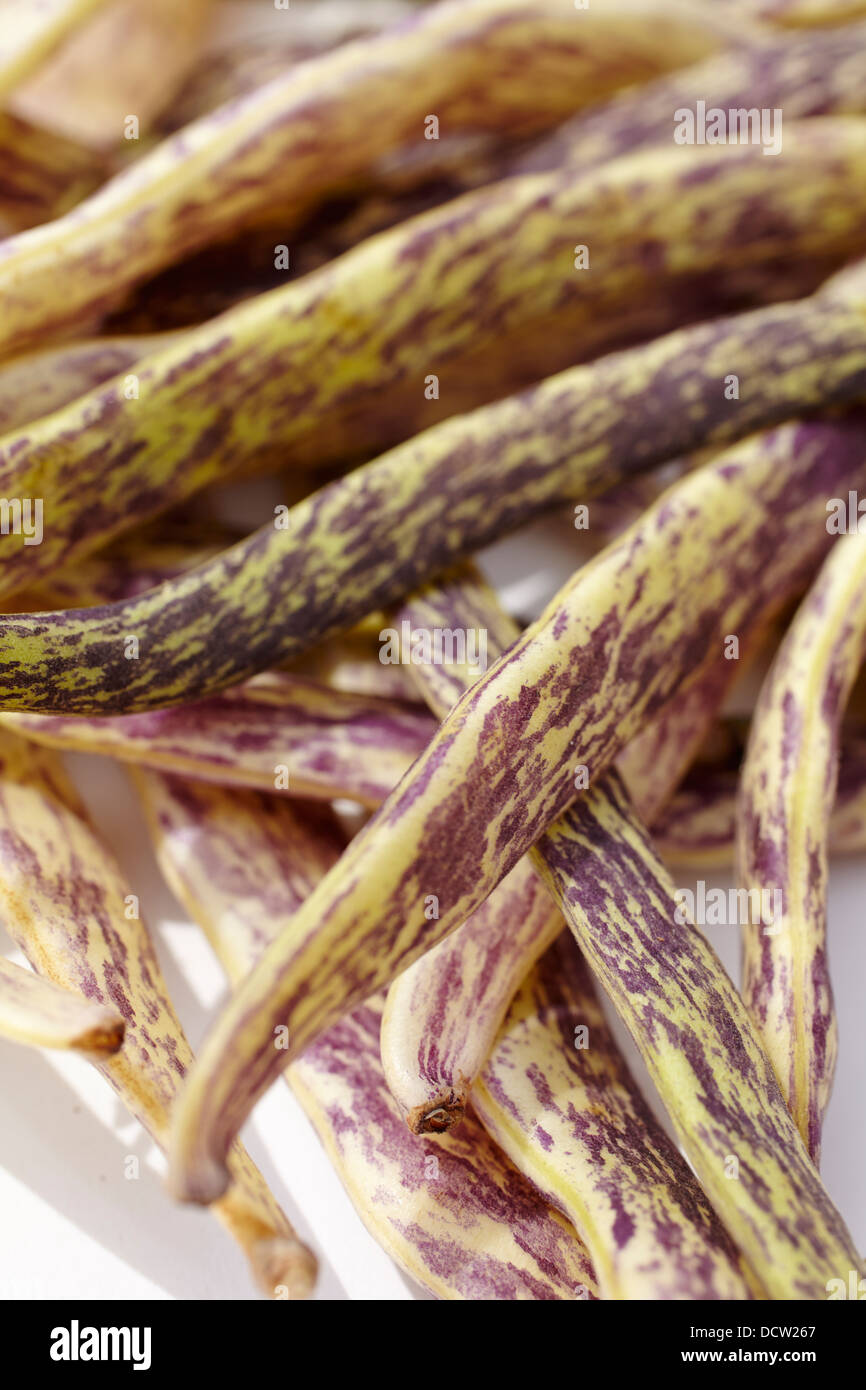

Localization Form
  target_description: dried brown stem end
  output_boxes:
[407,1088,467,1135]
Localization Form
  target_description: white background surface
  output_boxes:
[0,517,863,1300]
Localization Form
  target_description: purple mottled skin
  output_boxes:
[168,418,866,1240]
[6,307,866,715]
[135,771,594,1296]
[9,675,435,808]
[0,743,189,1116]
[381,566,759,1134]
[5,119,866,617]
[0,108,104,232]
[655,724,866,863]
[114,16,866,336]
[738,533,866,1161]
[516,21,866,176]
[291,997,597,1301]
[0,731,309,1283]
[476,934,753,1299]
[532,771,862,1296]
[137,772,348,969]
[0,0,746,359]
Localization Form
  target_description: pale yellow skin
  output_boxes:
[10,0,213,150]
[379,572,569,1128]
[0,0,110,99]
[135,772,597,1301]
[0,111,106,233]
[0,0,754,357]
[166,422,865,1298]
[160,1,421,133]
[379,564,838,1299]
[473,941,755,1301]
[289,996,601,1301]
[618,619,772,825]
[0,955,123,1054]
[528,777,864,1299]
[656,777,866,866]
[133,775,345,988]
[731,0,866,25]
[737,530,866,1161]
[2,674,433,809]
[286,636,421,702]
[380,565,761,1134]
[381,855,565,1131]
[8,116,865,615]
[0,728,316,1299]
[0,333,172,435]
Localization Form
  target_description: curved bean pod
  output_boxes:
[381,856,565,1134]
[134,774,347,983]
[737,529,866,1161]
[135,20,866,332]
[0,110,105,233]
[3,676,435,808]
[0,954,123,1055]
[0,0,745,356]
[381,556,862,1295]
[292,998,600,1301]
[725,0,866,26]
[0,332,171,436]
[155,2,427,134]
[518,20,866,177]
[6,296,866,712]
[473,934,754,1300]
[654,728,866,864]
[0,729,317,1299]
[12,534,418,704]
[381,565,766,1129]
[617,629,770,826]
[531,772,863,1299]
[4,120,865,602]
[165,415,866,1204]
[135,772,597,1300]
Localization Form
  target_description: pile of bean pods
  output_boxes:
[1,0,866,1301]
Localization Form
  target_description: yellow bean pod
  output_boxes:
[291,996,601,1301]
[653,725,866,865]
[5,292,866,710]
[135,771,598,1300]
[165,416,866,1207]
[0,954,123,1055]
[0,0,747,355]
[530,772,863,1298]
[0,0,110,98]
[0,728,316,1299]
[0,111,105,233]
[380,564,742,1130]
[473,934,755,1300]
[0,332,170,436]
[5,121,866,608]
[3,675,436,808]
[737,529,866,1162]
[731,0,866,26]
